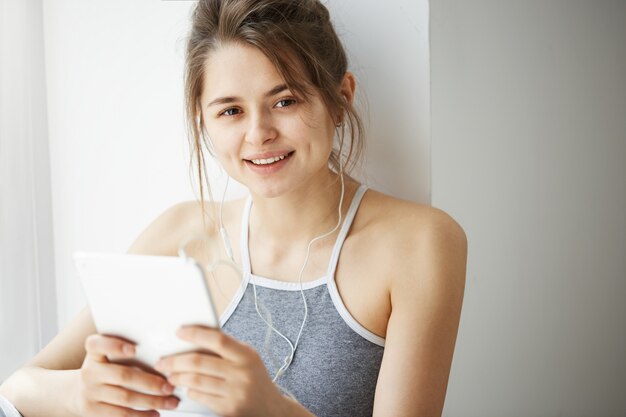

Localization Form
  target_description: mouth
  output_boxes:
[244,151,295,175]
[244,151,294,166]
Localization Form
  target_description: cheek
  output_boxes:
[295,109,335,152]
[204,126,241,160]
[318,120,337,157]
[214,137,238,157]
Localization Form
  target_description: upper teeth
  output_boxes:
[251,155,287,165]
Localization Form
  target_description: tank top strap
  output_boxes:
[326,184,368,279]
[240,194,254,275]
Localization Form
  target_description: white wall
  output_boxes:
[431,1,626,416]
[42,0,429,328]
[0,0,57,381]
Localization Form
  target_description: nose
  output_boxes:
[244,108,277,146]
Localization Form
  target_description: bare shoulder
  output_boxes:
[358,189,468,285]
[126,200,215,256]
[360,188,467,246]
[126,198,248,257]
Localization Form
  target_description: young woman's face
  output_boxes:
[199,42,337,198]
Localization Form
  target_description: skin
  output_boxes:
[0,42,467,417]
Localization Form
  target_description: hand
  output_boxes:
[73,334,181,417]
[154,326,288,417]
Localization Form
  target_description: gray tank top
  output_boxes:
[219,184,385,417]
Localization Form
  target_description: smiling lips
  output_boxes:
[245,151,293,165]
[250,154,287,165]
[244,151,293,173]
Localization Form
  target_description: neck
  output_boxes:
[249,170,355,246]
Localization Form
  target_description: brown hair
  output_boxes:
[184,0,365,224]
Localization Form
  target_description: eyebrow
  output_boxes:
[206,84,289,108]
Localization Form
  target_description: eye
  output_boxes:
[219,107,242,117]
[275,98,297,109]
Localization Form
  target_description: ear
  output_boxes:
[340,72,356,106]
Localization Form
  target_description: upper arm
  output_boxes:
[373,208,468,417]
[27,201,203,371]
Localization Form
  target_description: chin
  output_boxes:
[248,182,290,199]
[244,173,312,199]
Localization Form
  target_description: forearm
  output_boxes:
[0,366,80,417]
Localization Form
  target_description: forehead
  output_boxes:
[202,43,287,100]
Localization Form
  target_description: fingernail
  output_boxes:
[123,345,135,356]
[162,383,174,394]
[165,397,179,409]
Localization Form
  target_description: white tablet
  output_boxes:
[73,251,220,415]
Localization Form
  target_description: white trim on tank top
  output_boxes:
[219,184,385,347]
[324,185,385,347]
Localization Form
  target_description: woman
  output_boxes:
[0,0,467,416]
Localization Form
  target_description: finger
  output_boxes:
[88,401,160,417]
[167,372,227,397]
[176,326,250,363]
[91,361,175,396]
[97,384,180,411]
[186,388,224,412]
[155,352,228,378]
[85,334,136,363]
